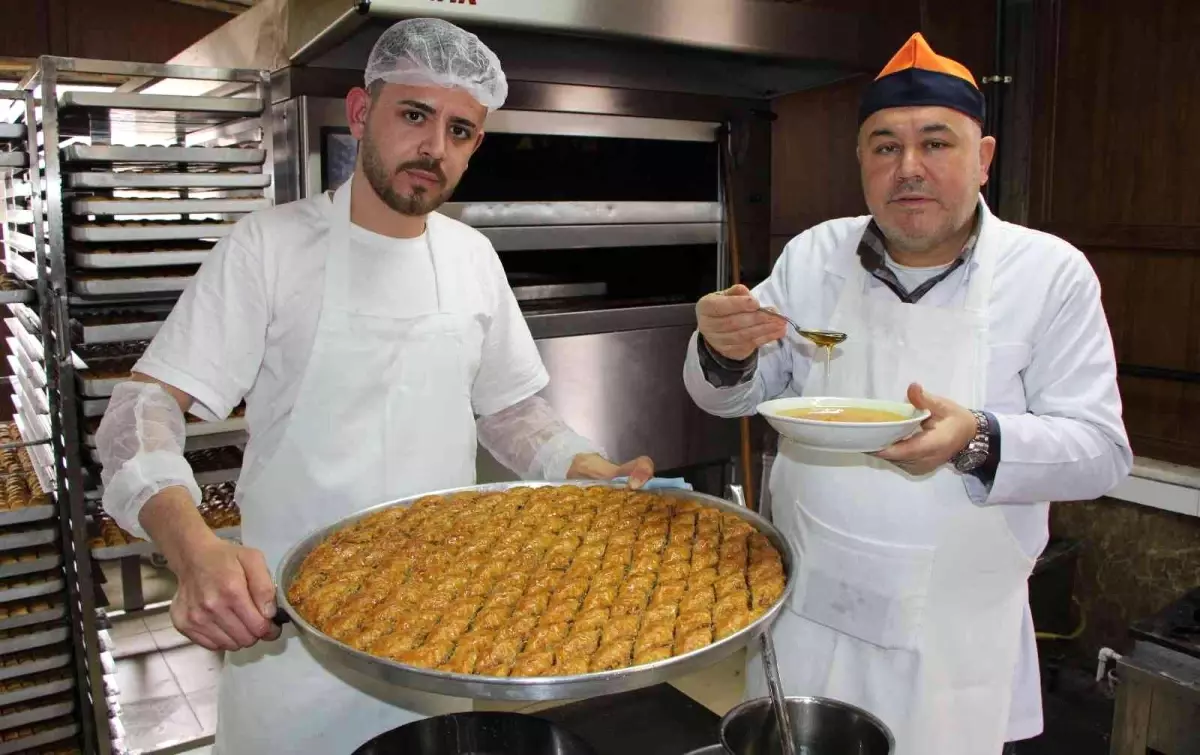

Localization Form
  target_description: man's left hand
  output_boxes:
[567,453,655,489]
[873,383,976,476]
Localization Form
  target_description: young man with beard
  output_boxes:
[94,18,654,754]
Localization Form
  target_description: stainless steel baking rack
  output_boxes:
[0,716,78,754]
[0,645,72,684]
[19,54,275,755]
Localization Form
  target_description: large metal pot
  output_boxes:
[351,711,599,755]
[720,696,894,755]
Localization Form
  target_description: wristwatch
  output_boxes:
[952,410,990,473]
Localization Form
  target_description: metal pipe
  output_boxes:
[720,123,756,510]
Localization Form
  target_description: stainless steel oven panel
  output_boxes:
[482,223,720,252]
[532,324,737,473]
[440,201,721,227]
[485,110,718,141]
[525,303,696,340]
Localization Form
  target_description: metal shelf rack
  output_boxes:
[0,87,86,755]
[19,56,276,755]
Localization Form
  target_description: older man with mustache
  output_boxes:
[93,17,654,754]
[684,33,1130,755]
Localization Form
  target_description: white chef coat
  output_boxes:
[683,206,1132,740]
[135,192,550,495]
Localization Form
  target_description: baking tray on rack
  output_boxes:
[0,155,26,170]
[7,353,45,391]
[77,374,127,399]
[5,321,41,364]
[59,90,263,116]
[62,144,265,165]
[4,255,37,285]
[10,364,46,410]
[71,196,269,216]
[68,170,272,190]
[0,692,74,732]
[0,672,73,711]
[13,405,52,465]
[84,416,247,447]
[11,413,54,497]
[0,506,54,531]
[0,125,25,141]
[0,290,32,307]
[0,716,77,754]
[75,318,164,343]
[0,624,69,656]
[91,524,240,561]
[8,305,38,338]
[0,603,64,634]
[70,221,233,243]
[73,246,211,269]
[88,444,243,482]
[9,375,46,417]
[0,552,59,581]
[1,182,31,199]
[4,210,32,226]
[0,575,63,607]
[0,526,55,556]
[0,646,71,684]
[70,271,195,296]
[13,374,46,417]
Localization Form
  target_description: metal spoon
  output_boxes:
[758,308,847,348]
[761,632,798,755]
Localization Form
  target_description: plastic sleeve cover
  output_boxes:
[96,381,202,540]
[476,394,605,481]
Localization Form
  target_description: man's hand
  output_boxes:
[696,284,788,361]
[568,453,655,489]
[168,537,281,651]
[873,383,977,476]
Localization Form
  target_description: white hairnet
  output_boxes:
[365,17,508,112]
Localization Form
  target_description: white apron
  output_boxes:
[746,222,1035,755]
[214,181,479,754]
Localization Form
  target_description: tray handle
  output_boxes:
[726,483,746,508]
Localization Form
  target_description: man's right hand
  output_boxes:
[170,537,281,651]
[696,284,788,361]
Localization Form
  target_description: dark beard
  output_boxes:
[360,132,452,216]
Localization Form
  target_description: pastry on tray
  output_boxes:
[287,485,787,678]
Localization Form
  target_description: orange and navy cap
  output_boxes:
[858,33,985,125]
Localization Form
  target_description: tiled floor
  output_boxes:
[111,609,220,754]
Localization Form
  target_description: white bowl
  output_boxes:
[756,396,930,453]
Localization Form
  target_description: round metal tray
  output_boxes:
[274,481,797,702]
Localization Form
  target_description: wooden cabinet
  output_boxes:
[1026,0,1200,467]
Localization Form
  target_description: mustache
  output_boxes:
[397,158,446,184]
[890,179,934,201]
